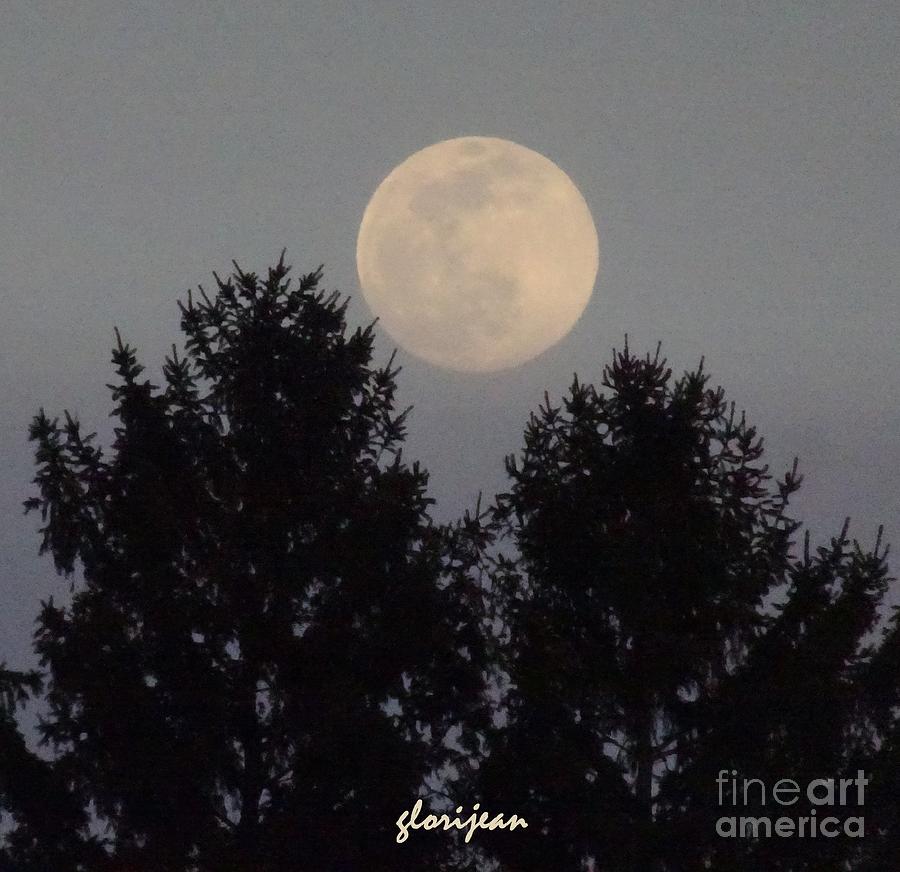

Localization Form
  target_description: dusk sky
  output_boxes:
[2,1,898,672]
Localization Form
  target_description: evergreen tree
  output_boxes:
[17,255,487,871]
[479,343,896,871]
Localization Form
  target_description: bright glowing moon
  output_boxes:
[356,137,599,372]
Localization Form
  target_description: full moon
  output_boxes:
[356,137,599,372]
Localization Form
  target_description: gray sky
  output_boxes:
[2,1,898,672]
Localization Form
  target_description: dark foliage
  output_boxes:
[479,343,898,871]
[3,264,897,872]
[8,256,488,871]
[0,667,106,872]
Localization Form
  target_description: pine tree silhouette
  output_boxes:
[478,343,896,871]
[13,256,488,871]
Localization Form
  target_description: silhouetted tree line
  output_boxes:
[1,256,897,871]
